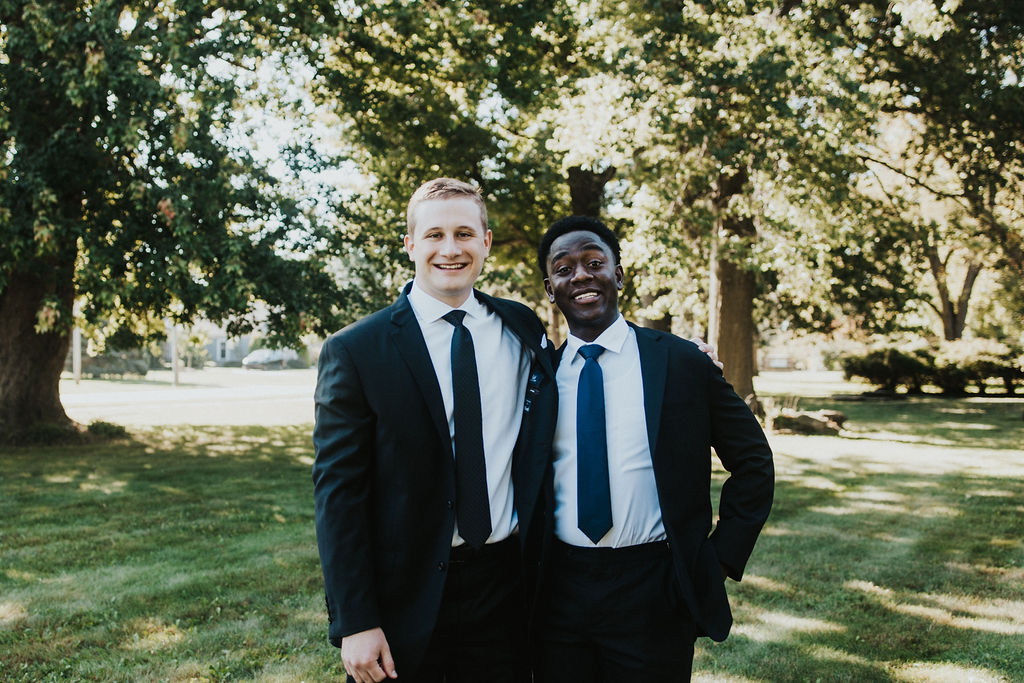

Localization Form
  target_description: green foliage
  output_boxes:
[818,0,1024,336]
[66,351,149,378]
[0,0,347,342]
[935,338,1024,395]
[842,347,933,393]
[311,1,576,311]
[842,339,1023,395]
[86,420,128,439]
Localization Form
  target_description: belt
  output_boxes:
[449,534,519,564]
[552,538,671,565]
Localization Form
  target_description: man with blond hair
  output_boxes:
[313,178,553,682]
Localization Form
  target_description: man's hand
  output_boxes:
[690,337,724,370]
[341,627,397,682]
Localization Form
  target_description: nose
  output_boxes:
[439,235,462,257]
[569,262,592,283]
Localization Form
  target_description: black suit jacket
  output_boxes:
[312,286,553,671]
[524,322,774,641]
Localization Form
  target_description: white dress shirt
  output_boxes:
[552,315,667,547]
[407,281,530,546]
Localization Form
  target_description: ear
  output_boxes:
[483,228,493,253]
[543,278,555,302]
[403,233,414,260]
[615,264,624,289]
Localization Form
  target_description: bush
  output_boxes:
[65,352,149,378]
[934,339,1024,395]
[841,338,1023,396]
[841,348,932,393]
[87,421,129,439]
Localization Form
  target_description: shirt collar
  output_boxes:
[565,314,628,362]
[408,280,485,323]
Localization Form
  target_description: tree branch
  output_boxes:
[858,152,967,203]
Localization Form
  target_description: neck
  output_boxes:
[568,317,617,343]
[412,280,474,308]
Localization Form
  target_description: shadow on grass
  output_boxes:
[785,396,1024,451]
[697,463,1024,682]
[0,425,341,680]
[3,425,1022,681]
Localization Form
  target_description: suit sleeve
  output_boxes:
[705,360,774,581]
[312,335,381,644]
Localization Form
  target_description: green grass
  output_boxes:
[2,377,1023,681]
[1,425,344,682]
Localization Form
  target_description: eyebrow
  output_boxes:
[549,243,607,263]
[421,224,480,234]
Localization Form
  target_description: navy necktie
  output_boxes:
[443,310,491,548]
[577,344,612,544]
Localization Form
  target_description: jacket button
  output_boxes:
[446,499,454,510]
[438,562,446,571]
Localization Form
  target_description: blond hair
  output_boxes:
[406,178,487,235]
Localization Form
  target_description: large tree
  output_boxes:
[0,0,342,439]
[585,1,871,404]
[818,0,1024,340]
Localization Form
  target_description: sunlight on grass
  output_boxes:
[739,574,791,593]
[122,617,186,651]
[79,477,128,494]
[934,421,996,431]
[4,399,1022,681]
[735,611,844,642]
[0,601,27,626]
[892,661,1006,682]
[846,580,1024,635]
[804,645,874,668]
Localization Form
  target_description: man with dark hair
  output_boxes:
[313,178,553,682]
[529,215,774,682]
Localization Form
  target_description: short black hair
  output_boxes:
[537,215,621,277]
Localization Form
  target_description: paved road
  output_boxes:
[60,367,317,426]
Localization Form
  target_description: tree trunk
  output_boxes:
[710,218,758,409]
[708,170,759,413]
[638,291,672,332]
[0,266,77,440]
[925,243,984,341]
[567,166,615,217]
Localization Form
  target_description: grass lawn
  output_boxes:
[2,372,1022,681]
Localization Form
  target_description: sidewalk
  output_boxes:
[60,367,317,426]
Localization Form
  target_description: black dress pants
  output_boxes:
[538,540,697,683]
[411,536,530,683]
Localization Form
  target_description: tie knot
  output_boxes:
[579,344,604,361]
[443,310,467,327]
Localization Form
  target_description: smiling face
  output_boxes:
[404,197,492,307]
[544,230,624,342]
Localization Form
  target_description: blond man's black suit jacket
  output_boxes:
[312,286,554,672]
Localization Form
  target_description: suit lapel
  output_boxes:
[389,292,452,449]
[632,323,668,456]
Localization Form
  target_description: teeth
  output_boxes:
[574,292,598,301]
[436,264,465,270]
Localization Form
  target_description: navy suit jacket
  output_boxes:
[523,322,774,641]
[312,286,554,671]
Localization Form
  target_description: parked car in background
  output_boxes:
[241,348,299,370]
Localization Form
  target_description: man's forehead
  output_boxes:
[411,198,485,233]
[550,230,612,258]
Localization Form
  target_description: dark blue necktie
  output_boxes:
[577,344,612,544]
[443,310,491,548]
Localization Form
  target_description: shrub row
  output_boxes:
[841,339,1023,396]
